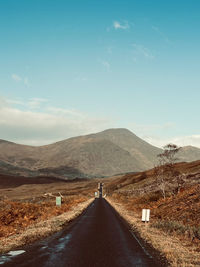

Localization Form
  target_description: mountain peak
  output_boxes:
[0,129,200,178]
[98,128,135,136]
[101,128,132,133]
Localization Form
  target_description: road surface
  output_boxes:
[1,199,166,267]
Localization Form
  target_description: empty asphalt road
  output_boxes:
[1,199,166,267]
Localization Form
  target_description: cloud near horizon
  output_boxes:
[0,97,113,146]
[130,123,200,148]
[0,97,199,148]
[142,135,200,149]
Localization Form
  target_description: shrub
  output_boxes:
[151,220,200,240]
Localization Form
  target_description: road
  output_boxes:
[1,199,165,267]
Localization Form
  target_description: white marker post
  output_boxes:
[95,192,98,198]
[142,209,150,224]
[56,196,62,206]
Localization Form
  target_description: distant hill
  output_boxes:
[177,146,200,162]
[93,129,162,169]
[0,129,200,178]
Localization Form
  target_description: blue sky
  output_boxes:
[0,0,200,147]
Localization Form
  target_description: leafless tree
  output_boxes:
[158,144,180,166]
[155,144,182,199]
[154,159,167,199]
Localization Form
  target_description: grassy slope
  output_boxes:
[105,160,200,266]
[0,178,98,252]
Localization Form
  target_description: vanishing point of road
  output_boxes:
[2,199,167,267]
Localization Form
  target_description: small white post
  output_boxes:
[146,209,150,222]
[56,196,62,206]
[142,209,146,222]
[142,209,150,223]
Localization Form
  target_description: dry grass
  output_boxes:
[0,198,93,253]
[0,178,98,253]
[0,196,88,239]
[107,197,200,266]
[152,220,200,241]
[105,164,200,266]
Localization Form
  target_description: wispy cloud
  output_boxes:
[0,96,113,145]
[152,26,172,44]
[113,21,130,30]
[11,74,22,82]
[100,60,111,72]
[11,73,30,87]
[24,77,30,87]
[28,98,48,109]
[47,107,85,118]
[7,97,48,109]
[132,44,154,60]
[6,98,25,106]
[107,20,130,31]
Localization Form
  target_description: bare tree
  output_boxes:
[158,144,180,166]
[155,144,181,199]
[154,156,167,199]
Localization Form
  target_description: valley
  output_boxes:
[0,129,200,266]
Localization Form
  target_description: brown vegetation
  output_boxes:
[0,176,98,252]
[107,197,200,267]
[0,196,87,239]
[0,198,93,253]
[105,160,200,266]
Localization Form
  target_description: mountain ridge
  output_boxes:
[0,128,199,178]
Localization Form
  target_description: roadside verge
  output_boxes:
[107,197,200,266]
[0,198,93,254]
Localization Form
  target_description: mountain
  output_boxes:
[177,146,200,162]
[0,129,199,178]
[90,129,162,169]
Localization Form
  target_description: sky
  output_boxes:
[0,0,200,147]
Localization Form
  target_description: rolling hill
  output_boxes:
[0,128,199,178]
[177,145,200,162]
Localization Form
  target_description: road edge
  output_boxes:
[106,197,170,267]
[0,198,94,254]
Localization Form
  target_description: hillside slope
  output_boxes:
[178,146,200,162]
[92,128,162,169]
[0,129,200,178]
